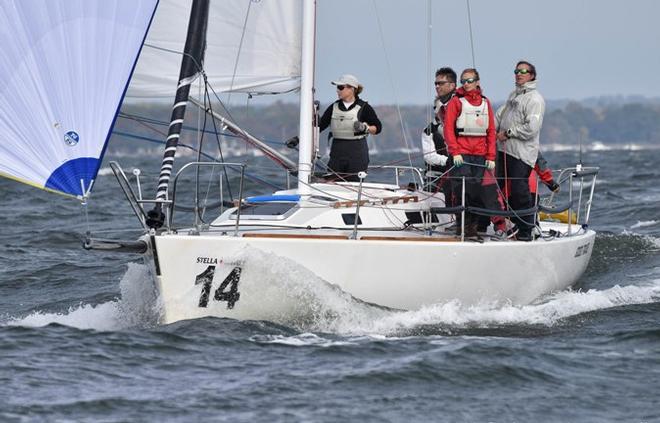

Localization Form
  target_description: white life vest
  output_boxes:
[330,102,364,140]
[456,97,489,136]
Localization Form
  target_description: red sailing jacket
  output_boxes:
[443,87,496,161]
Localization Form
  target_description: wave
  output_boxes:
[224,246,660,337]
[595,232,660,256]
[615,231,660,249]
[4,248,660,338]
[630,220,657,229]
[248,280,660,344]
[3,263,160,331]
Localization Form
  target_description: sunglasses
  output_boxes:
[336,85,352,90]
[460,77,478,84]
[434,81,452,86]
[514,68,532,75]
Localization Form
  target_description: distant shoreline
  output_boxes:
[110,97,660,156]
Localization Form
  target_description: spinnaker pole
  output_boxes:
[147,0,210,229]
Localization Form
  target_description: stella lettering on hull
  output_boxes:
[196,257,218,264]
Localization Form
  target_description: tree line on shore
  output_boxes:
[110,98,660,155]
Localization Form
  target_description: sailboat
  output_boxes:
[0,0,598,324]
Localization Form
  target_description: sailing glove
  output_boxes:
[285,135,299,149]
[546,180,560,192]
[453,155,464,167]
[353,121,369,134]
[485,160,496,170]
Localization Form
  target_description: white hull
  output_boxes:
[147,224,596,324]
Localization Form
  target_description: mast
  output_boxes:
[296,0,316,196]
[147,0,210,229]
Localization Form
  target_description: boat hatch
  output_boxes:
[231,201,298,220]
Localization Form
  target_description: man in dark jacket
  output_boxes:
[421,67,456,203]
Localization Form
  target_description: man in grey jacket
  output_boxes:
[495,60,545,241]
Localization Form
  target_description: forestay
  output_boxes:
[128,0,303,98]
[0,0,158,197]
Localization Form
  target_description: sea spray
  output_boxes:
[4,262,161,330]
[5,251,660,337]
[226,244,660,337]
[195,246,391,330]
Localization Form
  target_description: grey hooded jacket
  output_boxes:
[495,80,545,167]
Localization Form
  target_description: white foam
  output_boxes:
[95,166,114,176]
[619,231,660,249]
[4,263,160,331]
[649,236,660,250]
[630,220,657,229]
[347,281,660,335]
[243,280,660,341]
[203,246,391,328]
[250,332,356,347]
[4,301,123,331]
[216,247,660,336]
[6,251,660,337]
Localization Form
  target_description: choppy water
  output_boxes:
[1,149,659,422]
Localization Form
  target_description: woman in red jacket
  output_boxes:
[443,68,501,237]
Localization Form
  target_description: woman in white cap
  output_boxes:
[318,74,382,181]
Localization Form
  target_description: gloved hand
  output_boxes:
[453,155,463,167]
[285,135,299,149]
[546,180,560,192]
[485,160,496,170]
[353,121,369,134]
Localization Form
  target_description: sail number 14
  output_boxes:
[195,265,242,309]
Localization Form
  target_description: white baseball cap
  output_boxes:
[331,74,360,88]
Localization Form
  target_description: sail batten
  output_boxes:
[0,0,159,197]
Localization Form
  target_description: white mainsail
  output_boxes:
[128,0,303,98]
[0,0,158,197]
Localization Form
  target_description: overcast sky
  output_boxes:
[302,0,660,105]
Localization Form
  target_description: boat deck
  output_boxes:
[193,221,583,243]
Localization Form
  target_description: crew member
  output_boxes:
[421,67,456,209]
[495,60,546,241]
[443,68,499,237]
[318,74,382,182]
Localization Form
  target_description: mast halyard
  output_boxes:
[147,0,211,229]
[296,0,316,196]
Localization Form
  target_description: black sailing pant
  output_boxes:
[450,155,501,230]
[326,138,369,182]
[497,151,534,235]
